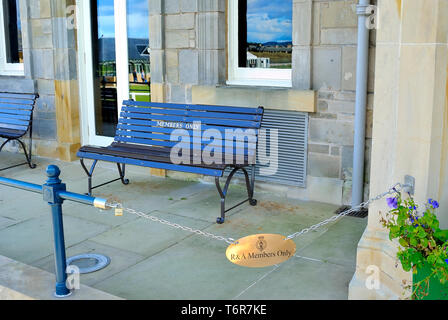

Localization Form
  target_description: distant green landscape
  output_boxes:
[130,83,151,102]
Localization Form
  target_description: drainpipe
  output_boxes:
[351,0,371,207]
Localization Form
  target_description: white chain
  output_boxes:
[107,202,237,245]
[105,183,404,245]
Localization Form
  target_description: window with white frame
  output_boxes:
[0,0,24,75]
[228,0,292,87]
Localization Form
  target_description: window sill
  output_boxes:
[226,79,292,89]
[192,85,316,113]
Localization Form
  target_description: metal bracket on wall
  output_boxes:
[403,175,415,195]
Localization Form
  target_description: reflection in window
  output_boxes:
[127,0,151,102]
[238,0,292,69]
[92,0,117,137]
[3,0,23,64]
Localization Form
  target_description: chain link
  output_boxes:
[106,201,237,245]
[105,183,405,245]
[284,183,403,240]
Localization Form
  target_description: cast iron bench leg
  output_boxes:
[214,166,258,224]
[80,159,130,196]
[0,137,36,171]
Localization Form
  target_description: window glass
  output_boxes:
[127,0,150,102]
[92,0,117,137]
[3,0,23,64]
[239,0,292,70]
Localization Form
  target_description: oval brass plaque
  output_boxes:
[226,234,296,268]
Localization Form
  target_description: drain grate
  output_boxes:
[66,254,111,274]
[335,206,368,219]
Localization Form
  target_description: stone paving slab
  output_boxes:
[0,152,367,300]
[32,240,146,287]
[0,255,121,300]
[0,215,109,264]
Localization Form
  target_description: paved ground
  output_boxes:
[0,152,367,300]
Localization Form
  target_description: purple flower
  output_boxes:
[446,259,448,265]
[428,199,439,209]
[387,197,398,209]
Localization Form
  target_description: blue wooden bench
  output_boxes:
[77,100,264,223]
[0,92,39,171]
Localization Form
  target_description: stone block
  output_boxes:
[166,13,195,30]
[198,50,226,85]
[309,118,354,145]
[341,146,354,180]
[308,153,340,179]
[149,0,162,15]
[166,30,191,49]
[179,50,199,84]
[312,47,341,91]
[320,0,357,28]
[169,84,187,103]
[321,28,358,45]
[327,100,355,114]
[149,50,164,83]
[292,46,311,90]
[181,0,198,13]
[198,0,225,12]
[166,50,179,83]
[293,0,312,46]
[32,49,54,79]
[165,0,180,14]
[308,143,329,154]
[198,12,225,50]
[342,46,357,91]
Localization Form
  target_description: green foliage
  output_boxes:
[380,195,448,299]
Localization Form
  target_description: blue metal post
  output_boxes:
[43,165,71,298]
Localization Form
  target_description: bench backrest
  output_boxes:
[0,92,38,134]
[115,100,264,162]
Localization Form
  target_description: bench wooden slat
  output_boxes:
[0,117,29,126]
[124,100,263,115]
[120,111,261,128]
[0,104,34,111]
[116,129,257,150]
[0,98,35,105]
[0,128,26,138]
[121,106,262,121]
[0,93,36,100]
[77,150,225,177]
[0,108,32,116]
[80,145,252,170]
[0,112,31,121]
[116,124,258,142]
[118,119,260,136]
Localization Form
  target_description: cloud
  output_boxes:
[246,0,292,43]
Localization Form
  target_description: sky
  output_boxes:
[247,0,292,43]
[97,0,149,39]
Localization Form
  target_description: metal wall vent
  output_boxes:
[226,109,308,188]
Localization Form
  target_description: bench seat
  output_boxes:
[0,92,39,171]
[77,100,264,224]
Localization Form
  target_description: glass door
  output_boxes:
[80,0,150,146]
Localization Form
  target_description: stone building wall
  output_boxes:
[0,0,80,161]
[0,0,377,206]
[150,0,376,206]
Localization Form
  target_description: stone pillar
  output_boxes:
[349,0,448,299]
[52,0,81,161]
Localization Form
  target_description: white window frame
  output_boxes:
[0,0,24,76]
[227,0,292,88]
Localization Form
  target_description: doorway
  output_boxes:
[77,0,150,146]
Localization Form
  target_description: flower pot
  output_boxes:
[413,263,448,300]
